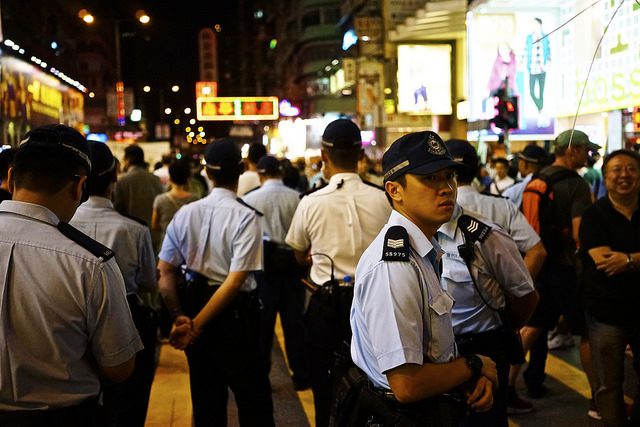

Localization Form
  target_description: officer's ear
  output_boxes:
[385,179,404,204]
[6,166,15,194]
[71,175,87,203]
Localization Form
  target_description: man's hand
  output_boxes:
[466,376,494,412]
[594,250,627,276]
[476,354,498,389]
[169,315,195,350]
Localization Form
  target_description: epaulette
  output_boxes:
[482,192,505,199]
[457,214,492,243]
[119,212,148,226]
[381,225,410,262]
[236,198,264,216]
[299,181,328,199]
[243,186,260,196]
[362,179,385,191]
[57,222,115,261]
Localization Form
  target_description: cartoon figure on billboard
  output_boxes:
[525,17,551,127]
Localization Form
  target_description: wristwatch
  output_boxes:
[463,354,483,379]
[626,253,634,271]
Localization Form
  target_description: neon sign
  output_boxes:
[196,96,279,121]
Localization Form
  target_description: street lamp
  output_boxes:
[80,9,150,127]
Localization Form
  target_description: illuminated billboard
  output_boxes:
[196,96,279,121]
[397,44,452,115]
[467,10,561,136]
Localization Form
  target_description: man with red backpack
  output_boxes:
[517,129,601,419]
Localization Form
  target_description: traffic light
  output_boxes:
[491,88,519,130]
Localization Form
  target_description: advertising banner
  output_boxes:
[467,10,560,136]
[196,96,278,121]
[397,44,452,115]
[556,0,640,117]
[357,61,384,114]
[0,55,84,127]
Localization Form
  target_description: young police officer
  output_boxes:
[70,141,158,426]
[157,138,274,426]
[0,124,142,425]
[350,131,498,426]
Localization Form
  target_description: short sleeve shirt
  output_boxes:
[159,188,262,291]
[242,179,299,245]
[0,201,143,410]
[350,210,457,390]
[286,173,391,284]
[438,205,535,335]
[579,197,640,325]
[71,196,157,295]
[456,186,540,253]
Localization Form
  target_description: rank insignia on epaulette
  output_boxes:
[382,225,410,262]
[457,214,491,243]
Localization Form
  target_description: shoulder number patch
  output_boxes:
[382,225,410,262]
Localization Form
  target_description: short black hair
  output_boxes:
[248,143,267,164]
[0,148,17,180]
[169,159,191,186]
[13,147,88,194]
[602,149,640,176]
[124,145,145,166]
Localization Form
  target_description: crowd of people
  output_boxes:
[0,121,638,427]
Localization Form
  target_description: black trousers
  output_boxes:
[102,297,158,427]
[456,329,510,427]
[184,291,275,427]
[257,242,308,383]
[0,397,99,427]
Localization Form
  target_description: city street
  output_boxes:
[145,320,636,426]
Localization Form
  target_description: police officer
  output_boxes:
[350,131,498,426]
[285,118,391,427]
[70,141,158,426]
[0,124,142,426]
[157,138,274,427]
[444,139,544,415]
[438,205,539,426]
[242,155,309,389]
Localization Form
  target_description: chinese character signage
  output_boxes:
[196,96,279,121]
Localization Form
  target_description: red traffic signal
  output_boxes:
[491,91,519,130]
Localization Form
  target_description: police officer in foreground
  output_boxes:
[350,131,498,426]
[286,118,391,427]
[242,155,309,390]
[70,141,158,426]
[0,124,142,426]
[157,138,274,426]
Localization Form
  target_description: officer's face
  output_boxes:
[392,167,457,236]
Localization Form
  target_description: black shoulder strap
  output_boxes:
[381,225,411,262]
[457,214,492,244]
[236,197,264,216]
[57,222,115,261]
[300,181,328,199]
[243,186,260,196]
[362,179,385,191]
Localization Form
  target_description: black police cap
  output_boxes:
[19,124,91,172]
[321,119,362,149]
[204,138,242,171]
[257,155,281,175]
[87,140,116,178]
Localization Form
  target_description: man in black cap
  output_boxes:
[503,144,549,208]
[349,131,497,426]
[243,155,309,390]
[285,118,390,427]
[0,124,142,425]
[157,138,274,426]
[70,141,158,426]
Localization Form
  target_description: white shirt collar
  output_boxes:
[438,203,463,240]
[82,196,115,210]
[387,209,438,258]
[0,200,60,225]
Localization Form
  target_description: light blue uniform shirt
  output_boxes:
[350,210,457,390]
[159,188,262,291]
[502,173,533,208]
[242,179,299,245]
[438,204,535,335]
[71,196,157,295]
[456,185,539,253]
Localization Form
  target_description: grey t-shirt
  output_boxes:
[153,193,198,244]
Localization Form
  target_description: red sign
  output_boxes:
[197,97,278,121]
